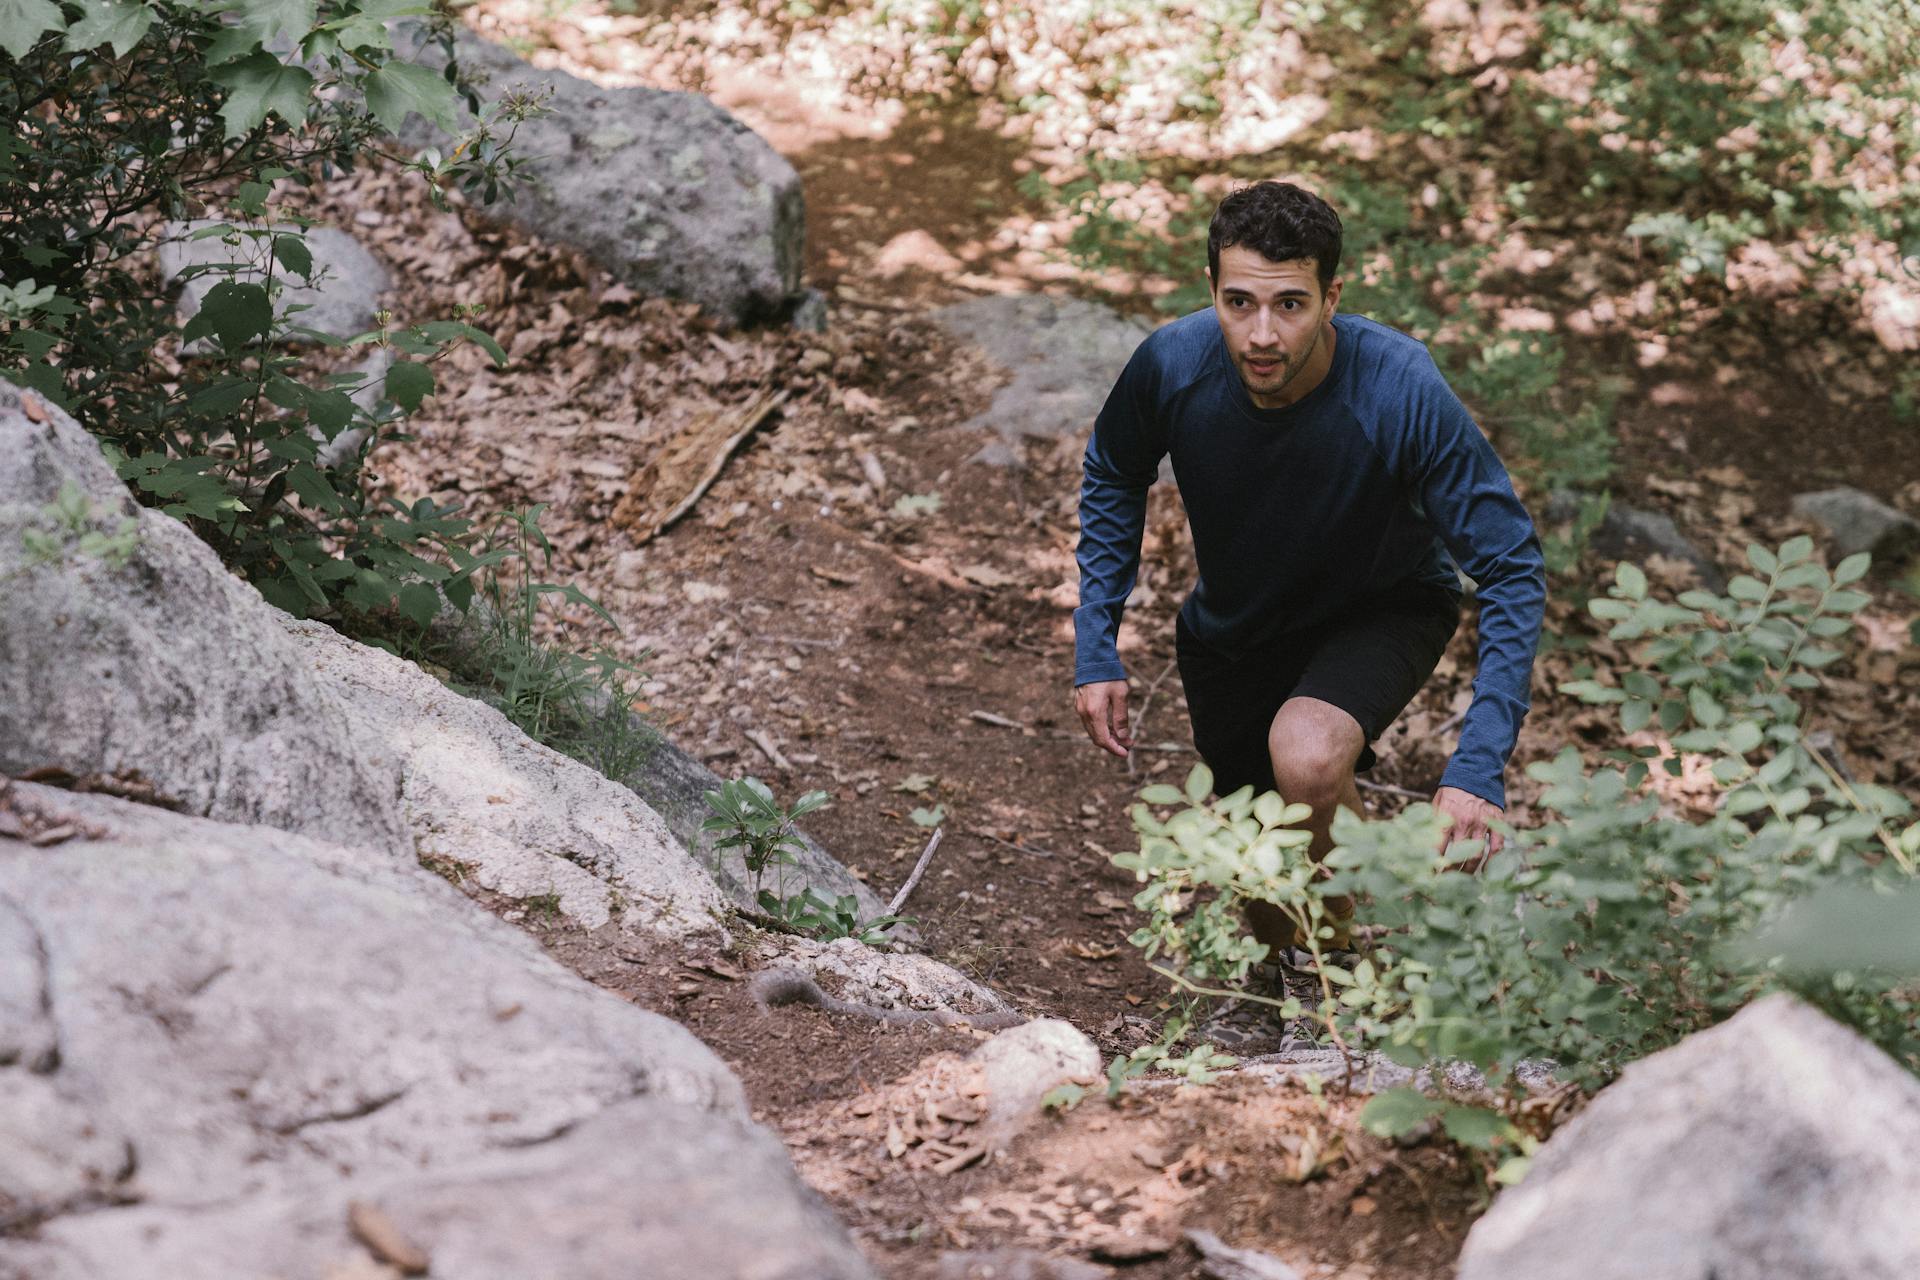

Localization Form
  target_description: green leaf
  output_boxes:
[1620,699,1652,734]
[1832,552,1871,586]
[1183,762,1214,805]
[1139,784,1185,805]
[1778,535,1815,565]
[1358,1088,1443,1138]
[384,359,435,412]
[214,51,314,138]
[1746,543,1778,575]
[62,0,152,56]
[397,581,441,628]
[186,281,273,348]
[1614,561,1647,601]
[0,0,63,60]
[285,462,344,514]
[272,234,313,281]
[1441,1104,1512,1150]
[363,59,463,134]
[908,804,945,828]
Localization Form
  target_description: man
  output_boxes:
[1072,181,1545,945]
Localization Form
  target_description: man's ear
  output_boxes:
[1324,277,1342,314]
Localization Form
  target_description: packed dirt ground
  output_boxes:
[306,7,1920,1276]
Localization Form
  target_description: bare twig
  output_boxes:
[1357,778,1429,802]
[887,827,944,916]
[1127,656,1181,778]
[1434,707,1469,738]
[745,729,792,771]
[968,709,1027,730]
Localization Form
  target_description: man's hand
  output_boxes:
[1074,679,1133,759]
[1433,785,1503,868]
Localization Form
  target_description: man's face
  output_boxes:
[1209,246,1341,408]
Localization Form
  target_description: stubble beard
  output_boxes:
[1240,318,1321,407]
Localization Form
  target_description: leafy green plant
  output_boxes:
[701,776,830,900]
[0,0,541,621]
[1113,538,1919,1163]
[759,887,913,946]
[701,779,913,943]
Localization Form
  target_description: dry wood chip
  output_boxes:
[26,824,77,848]
[611,390,787,542]
[810,565,862,587]
[346,1201,429,1276]
[21,394,48,423]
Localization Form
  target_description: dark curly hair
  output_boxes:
[1207,181,1343,291]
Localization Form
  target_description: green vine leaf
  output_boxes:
[62,0,152,56]
[214,51,315,138]
[0,0,63,59]
[363,59,463,134]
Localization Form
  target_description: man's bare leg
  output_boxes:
[1244,696,1365,954]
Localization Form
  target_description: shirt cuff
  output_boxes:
[1437,761,1505,811]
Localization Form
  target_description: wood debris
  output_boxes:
[611,389,789,542]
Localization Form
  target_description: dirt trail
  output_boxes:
[340,10,1920,1277]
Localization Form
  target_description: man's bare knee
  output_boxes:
[1268,700,1363,808]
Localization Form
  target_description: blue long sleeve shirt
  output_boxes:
[1074,310,1546,808]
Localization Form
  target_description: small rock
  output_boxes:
[1582,500,1725,590]
[937,1249,1110,1280]
[157,221,388,345]
[971,1018,1100,1144]
[1185,1230,1304,1280]
[1790,486,1920,564]
[789,289,830,333]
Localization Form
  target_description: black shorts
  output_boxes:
[1175,583,1460,796]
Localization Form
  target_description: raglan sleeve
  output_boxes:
[1073,336,1170,687]
[1402,354,1547,810]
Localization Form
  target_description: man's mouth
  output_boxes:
[1246,355,1284,377]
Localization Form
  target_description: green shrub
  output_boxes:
[1115,537,1919,1158]
[1,0,538,621]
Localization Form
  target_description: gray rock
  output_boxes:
[1584,500,1726,590]
[0,382,729,935]
[288,618,730,936]
[0,786,873,1279]
[931,295,1153,446]
[617,730,893,927]
[972,1018,1100,1144]
[0,380,407,858]
[1186,1229,1304,1280]
[765,935,1019,1024]
[157,220,388,343]
[1791,486,1920,564]
[1455,995,1920,1280]
[790,287,830,333]
[401,28,805,327]
[938,1249,1111,1280]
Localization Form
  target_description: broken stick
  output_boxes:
[887,827,944,916]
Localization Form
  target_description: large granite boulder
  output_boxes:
[291,617,728,933]
[404,26,806,326]
[0,380,726,936]
[0,783,874,1280]
[1456,995,1920,1280]
[0,379,406,858]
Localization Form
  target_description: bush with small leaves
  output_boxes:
[1116,538,1918,1172]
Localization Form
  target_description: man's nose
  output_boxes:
[1251,309,1277,346]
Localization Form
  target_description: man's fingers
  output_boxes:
[1075,685,1130,759]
